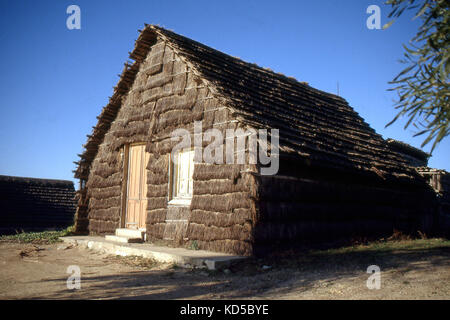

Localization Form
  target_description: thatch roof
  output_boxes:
[75,25,419,182]
[386,139,430,165]
[0,175,76,234]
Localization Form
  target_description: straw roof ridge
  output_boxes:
[386,138,430,162]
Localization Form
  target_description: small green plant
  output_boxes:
[0,226,75,244]
[189,240,199,251]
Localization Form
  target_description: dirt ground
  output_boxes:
[0,241,449,300]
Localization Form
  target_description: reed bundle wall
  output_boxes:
[187,163,259,255]
[0,176,76,235]
[253,158,437,255]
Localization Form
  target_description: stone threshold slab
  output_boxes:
[60,236,246,270]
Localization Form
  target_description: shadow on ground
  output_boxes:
[28,240,450,299]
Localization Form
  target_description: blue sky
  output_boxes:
[0,0,448,184]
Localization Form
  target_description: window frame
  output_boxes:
[168,148,195,206]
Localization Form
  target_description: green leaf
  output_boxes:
[385,0,449,151]
[414,2,429,19]
[383,19,396,29]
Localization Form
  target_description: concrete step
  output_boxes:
[104,235,143,243]
[61,235,247,270]
[115,228,145,240]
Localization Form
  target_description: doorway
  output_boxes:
[125,144,149,230]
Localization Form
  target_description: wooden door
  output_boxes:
[125,144,149,229]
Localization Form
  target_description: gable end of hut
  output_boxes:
[74,29,262,255]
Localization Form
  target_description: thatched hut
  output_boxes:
[74,25,437,256]
[0,175,76,235]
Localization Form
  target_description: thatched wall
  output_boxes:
[253,157,437,255]
[187,163,258,255]
[85,38,191,234]
[74,187,89,233]
[0,175,76,235]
